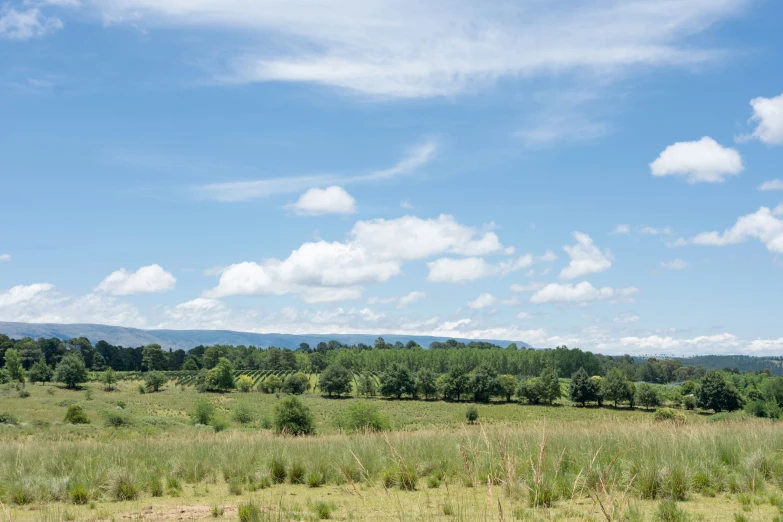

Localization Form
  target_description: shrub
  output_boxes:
[466,405,479,424]
[103,410,134,427]
[191,399,216,425]
[307,470,325,488]
[398,466,418,491]
[261,375,283,393]
[64,404,91,425]
[148,476,163,497]
[205,358,235,392]
[211,417,229,432]
[683,395,697,410]
[11,486,34,505]
[636,383,662,410]
[0,412,19,425]
[337,402,390,433]
[274,395,315,435]
[101,368,118,391]
[290,462,306,484]
[54,353,88,389]
[654,408,687,425]
[655,499,689,522]
[110,472,139,501]
[312,501,332,520]
[69,483,90,504]
[232,403,254,424]
[228,478,243,495]
[237,501,261,522]
[144,371,166,392]
[236,375,254,392]
[282,372,309,395]
[270,458,287,483]
[17,389,30,398]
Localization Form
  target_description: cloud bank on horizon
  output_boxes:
[2,0,783,356]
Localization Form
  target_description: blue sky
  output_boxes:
[2,0,783,355]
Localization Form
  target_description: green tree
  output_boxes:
[470,364,502,402]
[28,359,53,385]
[261,374,283,393]
[182,356,200,372]
[697,371,743,413]
[144,371,166,392]
[357,373,378,397]
[54,353,89,389]
[337,402,389,433]
[319,364,353,397]
[517,378,544,404]
[439,367,470,401]
[101,368,118,391]
[63,404,90,424]
[466,405,479,424]
[635,383,661,410]
[498,374,517,402]
[205,357,235,392]
[274,396,315,435]
[202,345,227,369]
[602,368,633,407]
[416,369,438,400]
[539,368,562,404]
[569,367,599,407]
[142,344,168,371]
[379,363,416,399]
[190,399,216,425]
[236,375,254,392]
[3,348,25,383]
[281,372,309,395]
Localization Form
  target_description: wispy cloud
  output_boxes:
[193,139,436,202]
[0,6,63,40]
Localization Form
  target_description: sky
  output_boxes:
[2,0,783,356]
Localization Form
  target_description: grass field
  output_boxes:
[2,380,781,521]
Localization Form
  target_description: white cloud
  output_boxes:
[639,226,672,235]
[560,232,612,280]
[0,6,62,40]
[301,286,363,303]
[537,250,558,262]
[666,237,689,248]
[691,207,783,254]
[288,185,357,215]
[741,93,783,145]
[650,137,743,183]
[467,293,497,309]
[510,282,545,293]
[613,313,640,324]
[427,257,493,284]
[531,282,638,304]
[95,264,177,296]
[775,205,783,217]
[0,283,55,308]
[195,140,435,202]
[92,0,749,98]
[611,224,630,234]
[759,179,783,191]
[397,291,426,308]
[660,258,690,270]
[0,254,10,262]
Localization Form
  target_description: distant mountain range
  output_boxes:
[0,321,532,351]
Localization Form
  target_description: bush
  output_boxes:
[64,404,91,425]
[103,410,134,428]
[282,372,309,395]
[18,389,31,398]
[261,375,283,393]
[0,412,19,425]
[312,501,332,520]
[144,371,166,392]
[270,458,287,483]
[110,472,139,501]
[274,396,315,435]
[654,408,687,425]
[236,375,254,392]
[69,483,90,504]
[237,501,261,522]
[190,399,216,425]
[466,405,479,424]
[655,499,689,522]
[289,462,306,484]
[211,417,229,432]
[337,402,389,433]
[683,395,697,410]
[232,403,254,424]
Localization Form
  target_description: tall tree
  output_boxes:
[417,369,438,400]
[3,348,25,383]
[54,352,88,389]
[698,371,743,413]
[142,344,168,371]
[319,364,353,397]
[379,363,417,399]
[569,367,599,407]
[470,365,502,402]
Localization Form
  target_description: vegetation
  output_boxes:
[274,395,315,435]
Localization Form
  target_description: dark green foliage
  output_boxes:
[498,374,517,402]
[602,368,634,407]
[110,473,139,501]
[3,348,25,383]
[289,462,306,484]
[55,352,88,388]
[319,364,352,397]
[142,343,168,371]
[232,403,254,424]
[260,374,283,393]
[103,410,134,427]
[698,371,743,413]
[438,367,470,401]
[569,367,599,406]
[337,402,390,432]
[190,399,216,425]
[636,383,661,410]
[416,368,438,399]
[205,357,235,391]
[281,372,309,394]
[357,373,378,396]
[63,404,91,424]
[269,458,287,483]
[237,501,261,522]
[0,412,19,425]
[466,405,478,424]
[469,364,501,402]
[28,359,53,384]
[274,395,315,435]
[682,395,697,410]
[380,363,417,399]
[144,371,166,392]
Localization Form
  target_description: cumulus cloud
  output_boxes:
[0,6,63,40]
[397,291,426,308]
[741,93,783,145]
[759,179,783,191]
[560,232,613,280]
[531,282,638,304]
[467,293,497,309]
[427,257,494,284]
[95,264,176,296]
[288,186,357,215]
[691,207,783,254]
[613,313,640,324]
[611,224,630,234]
[0,254,10,262]
[660,258,690,270]
[92,0,748,98]
[649,137,743,183]
[195,140,435,202]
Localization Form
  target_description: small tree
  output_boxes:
[466,405,479,424]
[379,363,416,399]
[191,399,216,425]
[55,353,88,389]
[205,357,235,392]
[498,374,517,402]
[64,404,91,424]
[518,378,544,404]
[439,367,470,401]
[602,368,632,407]
[539,368,562,404]
[236,375,254,392]
[357,373,378,397]
[261,375,283,393]
[182,356,200,372]
[569,367,599,407]
[319,364,353,397]
[101,368,118,391]
[470,365,502,403]
[28,359,54,385]
[232,403,254,424]
[274,396,315,435]
[697,371,743,413]
[144,371,166,392]
[635,383,661,410]
[3,348,25,383]
[282,372,309,395]
[416,369,438,400]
